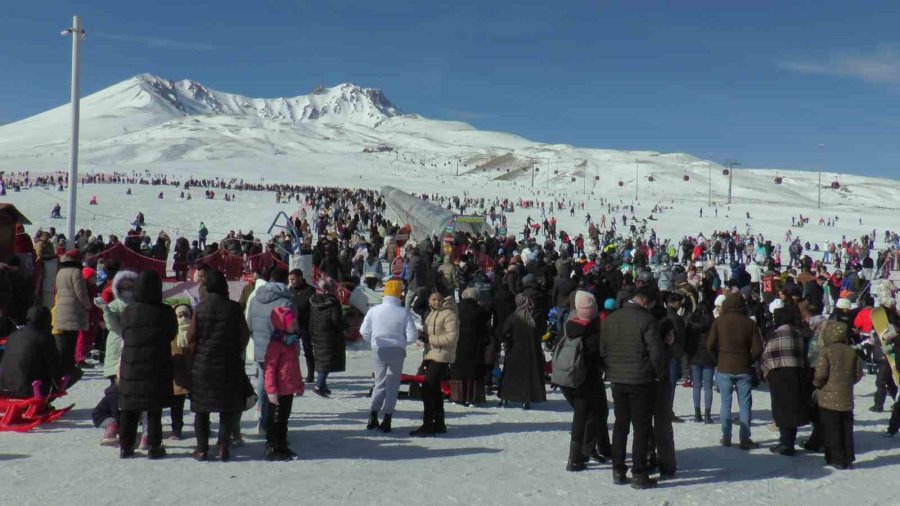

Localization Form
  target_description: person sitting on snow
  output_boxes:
[0,306,76,398]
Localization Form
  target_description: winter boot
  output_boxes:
[101,422,119,447]
[265,442,280,461]
[409,424,435,438]
[379,414,393,433]
[147,445,167,460]
[566,441,586,472]
[433,399,447,434]
[630,473,658,490]
[367,410,380,430]
[217,440,231,462]
[769,444,795,456]
[739,439,760,450]
[704,409,713,424]
[612,468,629,485]
[587,446,606,463]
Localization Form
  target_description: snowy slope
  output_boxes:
[1,74,899,209]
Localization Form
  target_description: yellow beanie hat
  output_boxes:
[384,279,402,298]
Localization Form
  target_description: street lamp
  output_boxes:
[62,15,85,249]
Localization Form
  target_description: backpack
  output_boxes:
[551,334,587,388]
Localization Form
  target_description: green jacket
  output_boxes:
[813,321,863,412]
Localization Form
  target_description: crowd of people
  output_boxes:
[1,177,899,491]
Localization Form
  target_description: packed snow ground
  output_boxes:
[2,172,899,505]
[2,346,898,506]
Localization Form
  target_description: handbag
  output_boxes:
[242,372,258,412]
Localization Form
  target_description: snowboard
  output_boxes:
[871,306,900,396]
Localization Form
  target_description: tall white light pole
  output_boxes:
[62,16,85,248]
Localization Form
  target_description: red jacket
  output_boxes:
[264,339,305,396]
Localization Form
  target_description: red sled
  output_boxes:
[400,374,452,398]
[0,378,74,432]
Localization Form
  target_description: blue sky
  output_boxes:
[1,0,898,177]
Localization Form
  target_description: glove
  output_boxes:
[266,392,279,405]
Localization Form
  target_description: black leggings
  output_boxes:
[170,395,187,433]
[120,409,162,450]
[194,411,239,452]
[562,383,610,456]
[266,395,294,446]
[422,361,448,426]
[55,331,78,376]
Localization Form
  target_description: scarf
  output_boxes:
[514,293,535,327]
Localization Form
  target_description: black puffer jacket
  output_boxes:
[291,283,316,333]
[451,298,491,381]
[0,307,61,397]
[599,301,664,385]
[560,318,603,396]
[189,293,249,413]
[309,293,346,373]
[119,302,177,411]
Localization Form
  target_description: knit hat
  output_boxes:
[836,298,852,310]
[714,294,727,308]
[603,298,616,311]
[82,267,97,280]
[574,290,598,321]
[383,279,402,298]
[768,298,784,314]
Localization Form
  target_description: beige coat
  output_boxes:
[52,255,92,332]
[813,321,863,412]
[425,296,459,363]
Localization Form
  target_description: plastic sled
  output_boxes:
[400,374,451,399]
[0,378,74,432]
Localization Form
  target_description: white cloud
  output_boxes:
[781,44,900,85]
[95,32,216,51]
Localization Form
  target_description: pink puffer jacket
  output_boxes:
[264,338,305,396]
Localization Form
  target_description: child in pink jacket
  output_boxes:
[264,306,305,461]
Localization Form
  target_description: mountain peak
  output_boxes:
[131,74,401,126]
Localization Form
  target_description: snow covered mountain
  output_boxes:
[1,74,898,209]
[139,74,401,125]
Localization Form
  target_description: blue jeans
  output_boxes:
[691,364,715,412]
[256,361,269,425]
[316,371,330,390]
[668,358,682,406]
[555,307,569,336]
[717,372,753,442]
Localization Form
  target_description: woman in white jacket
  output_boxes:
[360,279,418,433]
